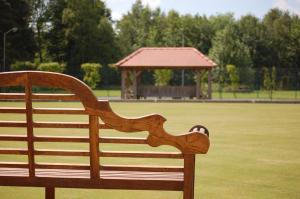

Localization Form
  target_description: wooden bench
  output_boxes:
[0,71,210,199]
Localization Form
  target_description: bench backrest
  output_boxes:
[0,71,104,178]
[0,71,209,180]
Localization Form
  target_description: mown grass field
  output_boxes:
[0,102,300,199]
[94,89,300,100]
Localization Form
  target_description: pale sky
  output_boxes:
[103,0,300,20]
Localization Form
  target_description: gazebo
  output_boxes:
[115,47,216,99]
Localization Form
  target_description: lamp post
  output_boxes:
[3,27,18,72]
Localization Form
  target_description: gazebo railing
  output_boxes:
[138,85,197,99]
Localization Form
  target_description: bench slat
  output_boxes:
[33,136,89,142]
[100,137,147,144]
[35,149,90,156]
[0,162,183,172]
[12,136,148,143]
[0,168,184,182]
[0,93,80,101]
[35,163,90,170]
[0,162,28,168]
[0,148,28,155]
[25,83,36,177]
[33,122,89,129]
[32,94,79,101]
[0,107,26,113]
[0,121,110,129]
[89,115,100,179]
[0,134,27,141]
[0,121,27,127]
[100,151,183,159]
[0,135,147,144]
[33,108,87,115]
[0,176,183,190]
[34,122,110,129]
[100,165,184,172]
[0,93,25,100]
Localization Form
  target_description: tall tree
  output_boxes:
[146,8,166,47]
[209,24,253,86]
[181,14,213,53]
[117,0,159,55]
[29,0,48,63]
[45,0,67,63]
[62,0,117,77]
[289,15,300,89]
[0,0,36,71]
[263,9,293,88]
[162,10,183,47]
[209,13,235,34]
[237,15,269,68]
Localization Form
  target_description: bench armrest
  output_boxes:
[96,100,210,154]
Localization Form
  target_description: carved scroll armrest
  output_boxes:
[95,100,210,154]
[95,100,166,132]
[147,125,210,154]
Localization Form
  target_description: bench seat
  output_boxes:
[0,167,183,180]
[0,167,183,190]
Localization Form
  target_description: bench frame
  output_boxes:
[0,71,210,199]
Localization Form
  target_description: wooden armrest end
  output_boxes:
[147,129,210,154]
[96,100,210,154]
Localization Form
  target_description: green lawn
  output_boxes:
[93,89,121,98]
[93,89,300,100]
[0,102,300,199]
[212,90,300,100]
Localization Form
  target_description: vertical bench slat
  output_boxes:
[183,154,195,199]
[25,77,35,177]
[89,115,100,179]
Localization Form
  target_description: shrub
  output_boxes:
[226,64,239,98]
[37,62,65,73]
[263,66,276,99]
[81,63,101,89]
[153,69,173,86]
[239,66,255,86]
[10,61,36,71]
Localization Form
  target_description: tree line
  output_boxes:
[1,0,300,90]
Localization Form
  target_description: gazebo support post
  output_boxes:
[136,70,142,99]
[208,69,212,99]
[195,70,201,99]
[121,69,126,99]
[132,69,137,99]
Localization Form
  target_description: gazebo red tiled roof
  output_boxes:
[115,47,217,69]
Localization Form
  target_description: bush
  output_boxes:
[10,61,37,71]
[239,66,255,87]
[153,69,173,86]
[263,66,276,99]
[37,62,65,73]
[81,63,101,89]
[226,64,239,98]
